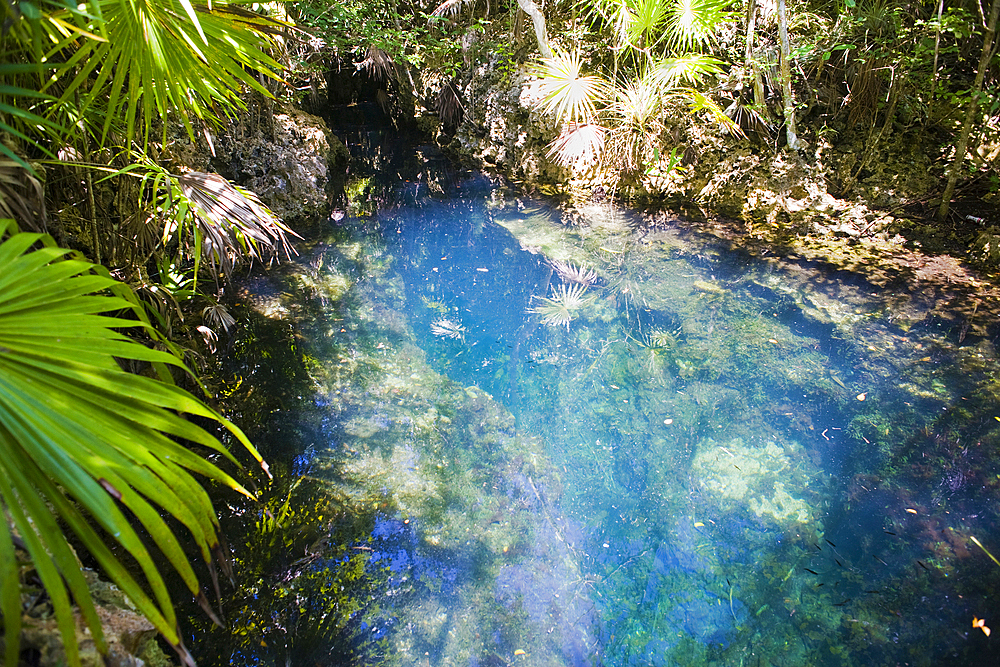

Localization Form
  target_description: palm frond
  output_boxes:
[626,0,671,50]
[530,49,613,125]
[177,170,300,277]
[650,53,727,88]
[430,0,474,18]
[679,87,746,137]
[356,46,395,83]
[43,0,288,148]
[0,219,269,667]
[0,62,64,164]
[662,0,735,52]
[546,122,607,169]
[530,283,595,329]
[437,82,465,128]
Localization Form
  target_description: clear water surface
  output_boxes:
[219,173,1000,667]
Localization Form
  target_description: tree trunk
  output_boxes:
[937,0,1000,221]
[777,0,802,151]
[516,0,553,59]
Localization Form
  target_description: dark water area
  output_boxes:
[198,157,1000,667]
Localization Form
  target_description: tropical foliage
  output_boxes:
[0,220,270,667]
[528,0,742,188]
[0,0,296,664]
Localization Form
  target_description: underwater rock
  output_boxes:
[692,438,822,526]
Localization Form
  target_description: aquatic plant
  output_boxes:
[431,317,467,340]
[550,258,600,286]
[530,283,595,328]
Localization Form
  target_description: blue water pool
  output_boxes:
[215,173,1000,667]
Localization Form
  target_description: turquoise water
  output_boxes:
[211,174,1000,666]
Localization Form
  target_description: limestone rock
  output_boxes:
[212,107,347,225]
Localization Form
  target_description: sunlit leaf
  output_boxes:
[0,219,269,667]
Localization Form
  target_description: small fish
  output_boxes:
[825,539,836,547]
[814,543,822,551]
[835,559,843,568]
[804,568,819,575]
[833,598,852,607]
[917,560,929,570]
[873,555,888,566]
[884,531,896,536]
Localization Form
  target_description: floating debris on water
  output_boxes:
[431,318,466,340]
[549,259,599,286]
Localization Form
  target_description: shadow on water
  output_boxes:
[199,165,1000,667]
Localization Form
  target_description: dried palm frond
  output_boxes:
[724,98,772,135]
[356,46,395,83]
[550,259,600,286]
[437,82,465,128]
[197,324,220,353]
[202,301,236,333]
[177,170,300,277]
[430,0,475,18]
[0,158,45,232]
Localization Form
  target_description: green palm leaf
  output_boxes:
[662,0,735,52]
[0,219,269,667]
[45,0,288,148]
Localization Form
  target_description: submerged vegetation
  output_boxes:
[2,0,1000,664]
[212,183,1000,666]
[531,282,596,328]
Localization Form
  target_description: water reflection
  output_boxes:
[221,174,1000,667]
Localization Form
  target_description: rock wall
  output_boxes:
[445,55,939,245]
[211,107,348,226]
[446,53,563,184]
[168,104,348,228]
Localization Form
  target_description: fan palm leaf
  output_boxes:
[108,162,300,280]
[650,53,727,87]
[626,0,671,51]
[662,0,735,53]
[0,219,269,667]
[530,49,613,125]
[2,0,289,149]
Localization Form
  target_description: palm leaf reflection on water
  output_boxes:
[227,188,1000,667]
[530,283,596,329]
